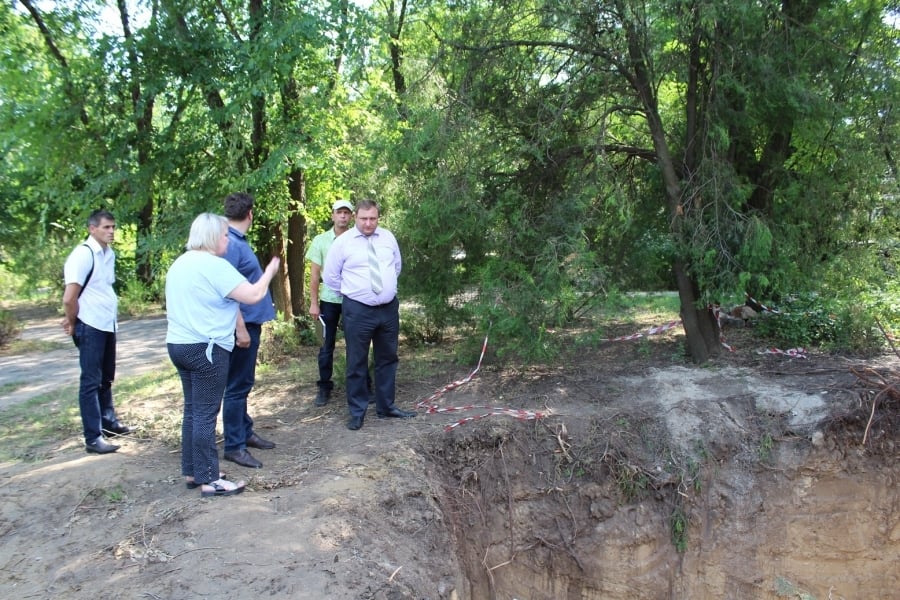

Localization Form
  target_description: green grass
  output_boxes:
[0,338,69,355]
[757,432,774,461]
[0,369,183,462]
[604,291,680,319]
[0,381,27,395]
[0,386,82,462]
[104,485,127,503]
[670,506,689,553]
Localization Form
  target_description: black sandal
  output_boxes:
[200,479,245,497]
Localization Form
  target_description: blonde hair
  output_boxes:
[186,213,227,252]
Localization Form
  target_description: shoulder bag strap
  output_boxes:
[77,243,95,299]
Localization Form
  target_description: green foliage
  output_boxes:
[670,506,689,553]
[116,277,159,318]
[754,292,890,354]
[104,486,127,503]
[614,463,651,502]
[1,0,897,363]
[0,265,15,300]
[757,432,774,462]
[400,310,445,346]
[258,316,307,365]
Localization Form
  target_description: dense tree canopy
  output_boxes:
[1,0,897,362]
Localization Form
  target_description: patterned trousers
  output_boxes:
[168,343,230,484]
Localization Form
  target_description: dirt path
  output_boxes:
[0,307,896,599]
[0,314,169,410]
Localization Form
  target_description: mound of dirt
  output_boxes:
[0,314,897,599]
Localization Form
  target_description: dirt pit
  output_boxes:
[0,318,897,600]
[427,377,898,599]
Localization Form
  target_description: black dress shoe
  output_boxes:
[102,422,134,436]
[314,388,330,407]
[346,415,364,430]
[85,438,120,454]
[246,433,276,450]
[223,448,262,468]
[376,407,417,419]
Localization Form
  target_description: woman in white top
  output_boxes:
[165,213,280,497]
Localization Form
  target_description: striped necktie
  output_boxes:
[368,237,383,294]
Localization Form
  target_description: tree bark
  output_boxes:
[262,224,292,320]
[387,0,408,119]
[286,170,307,321]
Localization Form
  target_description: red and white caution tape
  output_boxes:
[757,347,808,358]
[443,408,548,432]
[415,329,550,430]
[415,331,489,408]
[745,293,782,314]
[598,304,807,358]
[711,305,735,352]
[599,319,682,342]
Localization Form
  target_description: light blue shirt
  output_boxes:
[323,226,401,306]
[165,251,246,357]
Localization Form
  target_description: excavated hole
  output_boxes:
[421,409,898,600]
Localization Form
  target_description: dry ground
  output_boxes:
[0,305,897,599]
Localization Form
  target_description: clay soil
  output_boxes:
[0,306,897,600]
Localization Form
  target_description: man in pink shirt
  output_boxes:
[323,199,416,430]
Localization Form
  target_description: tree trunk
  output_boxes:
[673,261,720,363]
[622,5,719,363]
[119,0,156,287]
[387,0,408,119]
[261,223,292,320]
[287,169,307,320]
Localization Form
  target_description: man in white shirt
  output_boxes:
[62,209,133,454]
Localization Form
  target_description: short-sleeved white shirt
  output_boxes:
[63,236,118,332]
[164,250,246,353]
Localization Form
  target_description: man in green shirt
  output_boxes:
[306,199,357,406]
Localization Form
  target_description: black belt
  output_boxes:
[346,296,397,308]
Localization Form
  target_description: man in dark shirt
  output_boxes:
[222,192,277,468]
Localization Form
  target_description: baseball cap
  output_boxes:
[332,199,354,212]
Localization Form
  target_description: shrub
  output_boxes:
[258,315,310,364]
[117,277,160,317]
[754,293,888,354]
[400,311,444,346]
[0,310,21,349]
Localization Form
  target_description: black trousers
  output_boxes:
[341,297,399,417]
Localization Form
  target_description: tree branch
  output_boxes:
[215,0,244,43]
[18,0,90,125]
[18,0,67,68]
